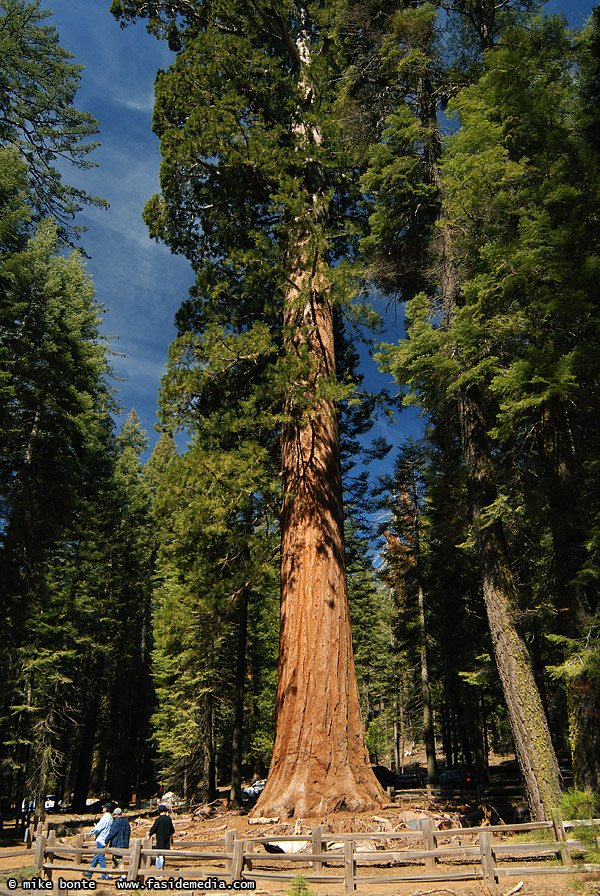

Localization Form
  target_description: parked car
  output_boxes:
[438,768,482,789]
[242,779,266,797]
[372,764,427,789]
[395,767,428,788]
[371,765,396,789]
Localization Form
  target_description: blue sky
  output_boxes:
[47,0,595,461]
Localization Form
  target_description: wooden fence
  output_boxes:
[0,820,38,878]
[30,813,600,894]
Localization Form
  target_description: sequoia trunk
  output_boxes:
[253,249,384,818]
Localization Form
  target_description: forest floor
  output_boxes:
[0,755,595,896]
[1,798,598,896]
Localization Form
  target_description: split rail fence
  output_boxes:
[28,812,600,894]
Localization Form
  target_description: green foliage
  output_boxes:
[561,788,599,821]
[0,0,106,241]
[0,134,153,808]
[546,621,600,686]
[148,436,279,793]
[0,868,37,885]
[287,876,316,896]
[365,720,387,765]
[560,789,600,863]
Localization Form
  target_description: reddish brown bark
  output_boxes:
[253,252,384,819]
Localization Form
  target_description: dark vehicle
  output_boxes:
[438,768,482,789]
[396,767,428,788]
[86,797,117,813]
[371,765,396,789]
[372,765,427,789]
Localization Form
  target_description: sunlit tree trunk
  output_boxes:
[254,245,384,818]
[253,11,384,818]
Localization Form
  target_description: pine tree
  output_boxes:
[0,0,106,242]
[378,440,437,784]
[0,147,117,811]
[355,1,564,818]
[439,15,600,792]
[148,434,279,802]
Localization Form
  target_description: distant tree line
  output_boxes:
[1,0,599,823]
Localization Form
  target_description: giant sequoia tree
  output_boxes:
[111,0,384,816]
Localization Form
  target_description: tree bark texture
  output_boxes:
[541,401,600,792]
[418,583,437,784]
[230,583,249,806]
[199,693,217,803]
[457,387,563,820]
[254,249,384,818]
[415,59,563,818]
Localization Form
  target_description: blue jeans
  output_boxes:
[90,840,107,872]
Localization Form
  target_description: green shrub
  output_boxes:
[560,788,600,864]
[0,866,38,885]
[287,875,316,896]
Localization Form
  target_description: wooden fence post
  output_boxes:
[344,839,355,895]
[229,839,244,885]
[552,809,572,865]
[311,825,325,871]
[479,831,497,892]
[34,833,47,873]
[420,818,436,869]
[142,836,152,870]
[225,830,237,875]
[74,833,85,872]
[245,838,254,872]
[25,824,34,849]
[127,839,142,882]
[44,830,56,881]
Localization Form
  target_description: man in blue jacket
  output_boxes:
[105,807,131,872]
[84,804,112,879]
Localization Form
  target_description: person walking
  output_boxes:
[84,803,113,879]
[148,805,175,869]
[105,807,131,873]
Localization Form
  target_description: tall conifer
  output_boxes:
[111,0,384,815]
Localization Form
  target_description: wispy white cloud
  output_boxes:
[47,0,194,450]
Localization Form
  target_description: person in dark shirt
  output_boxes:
[105,807,131,870]
[148,805,175,869]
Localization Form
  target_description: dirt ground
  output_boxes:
[2,798,600,896]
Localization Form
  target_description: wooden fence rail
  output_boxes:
[29,814,600,894]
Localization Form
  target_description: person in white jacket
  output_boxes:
[84,804,113,879]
